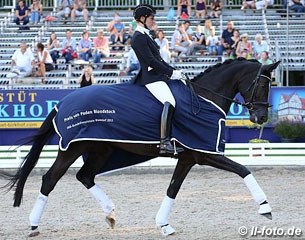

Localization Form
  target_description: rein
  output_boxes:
[183,64,272,111]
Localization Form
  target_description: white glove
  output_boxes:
[170,69,183,80]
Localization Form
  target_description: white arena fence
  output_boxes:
[0,143,305,169]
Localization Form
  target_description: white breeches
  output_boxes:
[145,81,176,107]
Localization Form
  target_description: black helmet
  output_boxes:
[133,4,156,21]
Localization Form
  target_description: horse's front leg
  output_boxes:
[201,153,272,219]
[156,155,195,236]
[76,147,116,229]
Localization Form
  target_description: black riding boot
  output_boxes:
[159,102,184,155]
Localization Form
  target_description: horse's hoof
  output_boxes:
[261,212,272,220]
[28,229,40,237]
[105,210,116,229]
[258,202,272,215]
[158,224,175,236]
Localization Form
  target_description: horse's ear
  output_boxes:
[262,61,281,72]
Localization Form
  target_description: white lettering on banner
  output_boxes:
[0,101,58,119]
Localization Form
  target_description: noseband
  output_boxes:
[184,64,272,111]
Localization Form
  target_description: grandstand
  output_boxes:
[0,0,304,89]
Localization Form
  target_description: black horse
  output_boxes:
[1,59,280,237]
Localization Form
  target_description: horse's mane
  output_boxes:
[192,58,259,82]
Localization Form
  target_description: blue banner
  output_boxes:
[0,90,73,128]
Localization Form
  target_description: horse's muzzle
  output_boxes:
[250,110,268,125]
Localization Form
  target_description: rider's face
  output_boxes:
[145,15,155,29]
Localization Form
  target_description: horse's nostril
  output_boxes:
[261,116,267,122]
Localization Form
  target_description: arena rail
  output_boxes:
[0,143,305,168]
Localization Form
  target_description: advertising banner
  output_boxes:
[0,90,72,129]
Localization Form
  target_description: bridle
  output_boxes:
[184,64,272,111]
[244,65,272,110]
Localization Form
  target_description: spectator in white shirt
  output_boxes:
[253,33,269,59]
[155,30,171,63]
[125,48,140,76]
[35,42,54,83]
[7,41,35,78]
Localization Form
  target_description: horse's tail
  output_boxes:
[0,108,57,207]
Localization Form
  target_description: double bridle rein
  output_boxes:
[184,64,272,111]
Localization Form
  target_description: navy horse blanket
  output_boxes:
[53,81,226,154]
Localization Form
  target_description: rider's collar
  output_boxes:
[135,25,150,35]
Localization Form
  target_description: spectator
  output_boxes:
[258,51,273,65]
[29,0,43,24]
[186,25,206,56]
[218,20,235,56]
[35,42,54,83]
[155,30,171,63]
[177,0,192,19]
[113,15,125,45]
[14,0,30,31]
[78,30,92,62]
[61,29,77,64]
[71,0,89,23]
[47,32,61,70]
[206,29,220,55]
[236,33,253,59]
[56,0,72,23]
[107,13,125,45]
[241,0,256,14]
[7,41,35,79]
[107,13,118,43]
[79,65,96,87]
[253,33,269,59]
[209,0,222,18]
[195,0,207,19]
[183,20,194,39]
[93,29,110,67]
[229,29,240,59]
[170,23,191,57]
[288,0,305,17]
[200,19,215,39]
[124,48,140,76]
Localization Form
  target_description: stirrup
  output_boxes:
[159,140,184,155]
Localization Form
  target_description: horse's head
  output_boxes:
[239,61,280,125]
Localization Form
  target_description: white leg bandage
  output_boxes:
[146,81,176,107]
[155,196,175,226]
[29,193,48,226]
[89,184,115,215]
[244,174,267,204]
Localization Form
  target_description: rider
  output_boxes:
[131,4,184,155]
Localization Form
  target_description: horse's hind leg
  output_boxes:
[156,156,195,235]
[29,145,81,237]
[201,154,272,219]
[75,146,116,229]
